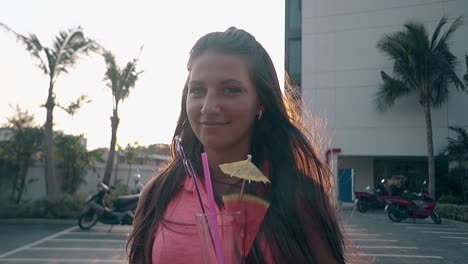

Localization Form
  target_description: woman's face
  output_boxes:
[186,51,261,152]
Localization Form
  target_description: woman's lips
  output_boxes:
[200,122,229,127]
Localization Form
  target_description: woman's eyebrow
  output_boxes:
[189,79,243,86]
[220,79,243,85]
[188,80,203,87]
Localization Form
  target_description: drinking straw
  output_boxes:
[174,136,218,259]
[174,136,206,215]
[201,152,224,264]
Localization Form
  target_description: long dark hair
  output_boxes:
[127,27,345,263]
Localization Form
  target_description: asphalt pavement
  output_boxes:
[0,219,129,264]
[1,209,468,264]
[341,206,468,264]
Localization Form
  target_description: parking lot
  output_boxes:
[342,207,468,264]
[0,222,129,264]
[1,210,467,264]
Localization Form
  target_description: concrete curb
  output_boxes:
[0,218,76,225]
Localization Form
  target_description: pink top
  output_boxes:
[151,176,274,263]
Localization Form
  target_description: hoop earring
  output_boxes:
[257,109,263,120]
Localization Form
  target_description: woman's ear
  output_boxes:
[257,106,264,120]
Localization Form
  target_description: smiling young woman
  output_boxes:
[127,27,346,264]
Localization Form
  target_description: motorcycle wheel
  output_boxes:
[387,204,403,222]
[430,210,442,225]
[78,211,98,230]
[356,199,369,213]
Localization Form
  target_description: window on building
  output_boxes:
[288,39,302,85]
[288,0,301,32]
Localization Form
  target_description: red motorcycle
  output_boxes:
[354,179,389,213]
[385,180,441,224]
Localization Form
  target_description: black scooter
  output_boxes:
[78,182,139,230]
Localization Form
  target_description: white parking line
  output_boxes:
[342,224,359,228]
[28,247,123,252]
[348,239,397,242]
[421,231,468,235]
[51,238,125,243]
[349,253,442,259]
[0,226,77,259]
[440,236,468,240]
[349,246,418,249]
[394,223,450,227]
[347,233,381,236]
[344,228,368,232]
[406,227,465,231]
[0,258,122,263]
[70,231,129,235]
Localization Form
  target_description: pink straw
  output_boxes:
[201,152,224,264]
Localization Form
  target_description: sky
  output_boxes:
[0,0,285,150]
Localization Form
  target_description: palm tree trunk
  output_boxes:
[423,100,436,195]
[103,111,119,185]
[44,80,58,195]
[16,162,29,204]
[10,169,19,201]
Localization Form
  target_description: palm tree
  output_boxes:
[1,23,97,195]
[375,16,466,195]
[444,126,468,203]
[101,49,143,185]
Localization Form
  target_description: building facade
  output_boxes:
[285,0,468,202]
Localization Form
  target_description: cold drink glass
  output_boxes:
[195,211,245,264]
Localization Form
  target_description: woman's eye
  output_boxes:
[224,87,241,95]
[189,87,205,96]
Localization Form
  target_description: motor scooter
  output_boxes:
[78,182,139,230]
[384,180,441,224]
[354,179,389,212]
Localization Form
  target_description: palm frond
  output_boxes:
[377,31,409,62]
[445,126,468,162]
[375,71,412,111]
[436,16,463,49]
[0,22,48,74]
[101,48,143,106]
[430,72,450,107]
[118,61,139,101]
[404,21,430,52]
[428,50,465,105]
[464,54,468,85]
[102,51,121,93]
[430,16,448,49]
[51,27,98,81]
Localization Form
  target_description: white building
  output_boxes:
[285,0,468,202]
[0,127,13,142]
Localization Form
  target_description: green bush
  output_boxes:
[105,185,131,208]
[0,193,88,219]
[438,194,463,205]
[436,204,468,222]
[0,186,134,219]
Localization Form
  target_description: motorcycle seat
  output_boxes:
[113,194,139,209]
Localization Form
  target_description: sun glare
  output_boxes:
[0,0,284,150]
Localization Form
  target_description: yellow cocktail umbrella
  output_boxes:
[219,155,270,198]
[219,155,270,183]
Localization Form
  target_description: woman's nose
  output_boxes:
[201,92,221,113]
